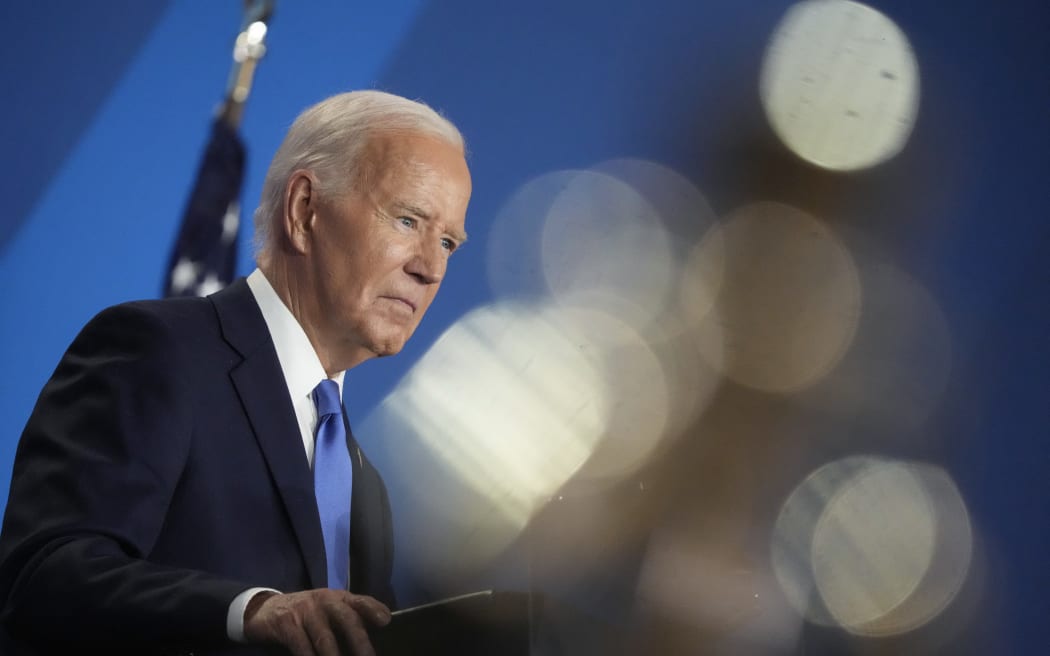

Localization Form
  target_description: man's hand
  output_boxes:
[243,589,391,656]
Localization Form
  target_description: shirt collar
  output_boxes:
[246,268,345,400]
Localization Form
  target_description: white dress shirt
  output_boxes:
[225,269,346,641]
[246,268,345,465]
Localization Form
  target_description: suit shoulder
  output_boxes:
[81,296,219,342]
[55,297,228,381]
[110,296,216,329]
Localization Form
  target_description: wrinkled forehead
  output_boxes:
[354,130,470,195]
[363,129,464,168]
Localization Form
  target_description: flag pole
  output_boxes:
[162,1,275,297]
[218,0,275,129]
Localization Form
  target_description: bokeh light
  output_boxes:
[363,296,683,583]
[589,158,724,438]
[635,526,765,637]
[683,201,861,393]
[632,308,724,446]
[485,162,725,464]
[361,301,608,582]
[538,170,676,333]
[591,158,719,259]
[799,245,953,437]
[553,306,674,482]
[487,170,581,301]
[771,456,974,637]
[631,486,810,656]
[811,461,936,629]
[760,0,920,170]
[487,161,718,337]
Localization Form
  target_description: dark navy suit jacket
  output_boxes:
[0,279,395,654]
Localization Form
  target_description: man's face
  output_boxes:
[302,131,471,369]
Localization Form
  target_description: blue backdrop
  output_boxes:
[1,1,1046,652]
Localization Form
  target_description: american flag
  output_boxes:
[163,118,244,298]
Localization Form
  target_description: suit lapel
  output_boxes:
[210,279,328,590]
[346,418,369,591]
[346,416,392,599]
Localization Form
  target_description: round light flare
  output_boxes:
[487,170,580,301]
[488,162,715,318]
[677,225,726,331]
[487,163,719,446]
[811,461,935,630]
[639,307,725,442]
[397,301,609,520]
[551,305,673,482]
[635,528,771,639]
[685,202,861,393]
[800,253,953,435]
[771,457,974,637]
[369,300,674,578]
[760,0,920,170]
[771,456,871,628]
[540,170,677,334]
[560,159,725,437]
[591,158,719,250]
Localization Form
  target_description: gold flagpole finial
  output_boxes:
[219,0,275,129]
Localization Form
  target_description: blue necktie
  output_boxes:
[312,379,352,590]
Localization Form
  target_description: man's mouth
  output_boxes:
[382,296,416,312]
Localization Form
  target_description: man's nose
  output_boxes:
[405,239,446,285]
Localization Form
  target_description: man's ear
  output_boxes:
[283,170,318,255]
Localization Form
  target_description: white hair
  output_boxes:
[252,90,465,264]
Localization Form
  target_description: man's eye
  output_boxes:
[440,237,457,253]
[398,216,417,229]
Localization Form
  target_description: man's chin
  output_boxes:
[367,336,408,358]
[372,346,402,359]
[354,324,416,361]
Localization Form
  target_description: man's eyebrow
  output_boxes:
[451,228,469,245]
[394,202,469,244]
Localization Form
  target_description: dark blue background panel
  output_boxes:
[0,0,173,252]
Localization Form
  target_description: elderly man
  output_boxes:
[0,90,472,656]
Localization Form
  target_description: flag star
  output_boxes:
[221,202,240,243]
[170,258,200,293]
[196,273,224,297]
[164,121,244,299]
